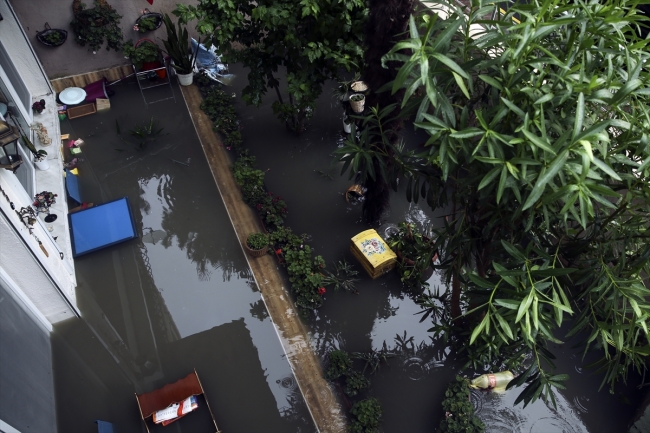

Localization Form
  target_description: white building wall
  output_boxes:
[0,169,77,323]
[0,0,52,98]
[0,0,77,325]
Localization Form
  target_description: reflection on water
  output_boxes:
[53,81,314,432]
[232,62,643,432]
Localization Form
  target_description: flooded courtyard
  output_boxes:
[52,66,644,432]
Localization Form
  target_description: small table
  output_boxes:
[59,87,87,105]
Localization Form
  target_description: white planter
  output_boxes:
[343,120,352,133]
[34,159,49,171]
[177,72,193,86]
[350,93,365,113]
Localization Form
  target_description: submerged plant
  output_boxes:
[352,344,396,375]
[349,398,382,433]
[326,349,352,380]
[116,118,164,149]
[321,260,360,294]
[438,376,485,433]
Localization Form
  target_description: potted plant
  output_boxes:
[244,232,269,258]
[387,222,437,288]
[71,0,124,53]
[31,99,46,114]
[32,191,57,216]
[123,39,165,76]
[21,135,49,170]
[36,23,68,47]
[161,14,201,86]
[349,93,365,113]
[133,9,162,33]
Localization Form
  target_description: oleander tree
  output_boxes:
[174,0,367,134]
[338,0,650,406]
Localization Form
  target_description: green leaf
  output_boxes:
[572,93,584,142]
[468,273,496,289]
[495,313,514,340]
[516,291,534,323]
[591,157,622,181]
[522,150,569,210]
[431,53,469,79]
[470,313,489,345]
[453,71,470,99]
[495,299,520,310]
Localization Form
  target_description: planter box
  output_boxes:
[350,229,396,279]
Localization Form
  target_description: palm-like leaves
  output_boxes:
[161,14,200,74]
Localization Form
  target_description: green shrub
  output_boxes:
[344,370,370,397]
[438,376,484,433]
[246,233,269,250]
[326,350,352,380]
[350,398,382,433]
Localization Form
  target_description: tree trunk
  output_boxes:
[361,0,415,224]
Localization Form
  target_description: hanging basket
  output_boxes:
[36,23,68,47]
[349,93,365,113]
[134,9,163,33]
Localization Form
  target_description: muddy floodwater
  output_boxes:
[54,79,313,432]
[52,67,643,433]
[225,64,643,433]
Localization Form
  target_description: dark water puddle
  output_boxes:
[228,64,643,432]
[52,79,314,432]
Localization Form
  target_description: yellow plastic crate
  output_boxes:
[350,229,396,279]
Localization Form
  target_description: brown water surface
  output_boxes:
[53,79,314,433]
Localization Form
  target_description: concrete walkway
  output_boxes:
[179,84,347,433]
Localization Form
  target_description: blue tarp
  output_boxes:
[191,39,234,85]
[69,197,137,257]
[65,169,82,205]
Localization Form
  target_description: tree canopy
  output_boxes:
[338,0,650,406]
[175,0,367,133]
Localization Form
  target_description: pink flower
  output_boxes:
[318,287,326,295]
[133,25,139,31]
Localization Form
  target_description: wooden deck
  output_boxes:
[179,84,347,433]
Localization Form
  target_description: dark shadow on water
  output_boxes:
[227,63,644,433]
[53,78,314,433]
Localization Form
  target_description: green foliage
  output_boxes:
[42,31,64,45]
[21,135,47,161]
[122,40,161,69]
[387,222,437,288]
[438,376,484,433]
[205,89,326,309]
[173,0,367,133]
[344,370,370,397]
[135,15,159,33]
[199,85,243,152]
[246,232,269,250]
[320,260,360,294]
[352,345,395,375]
[340,0,650,408]
[116,117,163,149]
[162,14,201,74]
[349,398,382,433]
[71,0,123,53]
[326,349,353,380]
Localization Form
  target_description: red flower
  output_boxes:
[256,204,263,210]
[318,287,326,295]
[275,248,282,255]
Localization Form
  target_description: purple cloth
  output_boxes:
[83,78,109,103]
